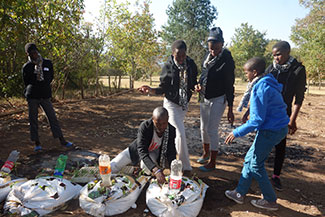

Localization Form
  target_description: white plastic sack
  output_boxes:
[146,176,208,217]
[4,176,82,216]
[0,176,27,202]
[80,174,149,217]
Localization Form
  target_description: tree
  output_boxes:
[103,0,161,88]
[291,0,325,88]
[161,0,217,70]
[229,23,268,79]
[0,0,85,98]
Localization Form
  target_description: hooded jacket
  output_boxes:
[155,55,198,105]
[233,74,289,137]
[266,58,306,116]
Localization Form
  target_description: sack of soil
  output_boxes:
[79,174,149,217]
[3,176,82,216]
[0,175,27,202]
[146,176,208,217]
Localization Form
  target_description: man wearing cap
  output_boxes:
[23,43,72,151]
[195,27,235,171]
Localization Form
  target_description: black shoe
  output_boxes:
[271,177,283,191]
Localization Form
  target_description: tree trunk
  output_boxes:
[118,76,121,89]
[95,60,99,97]
[80,77,84,99]
[108,76,111,91]
[317,67,321,90]
[150,75,152,86]
[307,79,310,95]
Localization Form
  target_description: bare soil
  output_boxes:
[0,90,324,217]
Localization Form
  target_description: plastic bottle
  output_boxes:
[53,155,68,178]
[169,159,183,195]
[99,154,112,187]
[1,150,20,174]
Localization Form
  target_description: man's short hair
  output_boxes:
[171,40,187,52]
[25,43,38,53]
[152,107,168,120]
[245,57,266,75]
[272,41,291,53]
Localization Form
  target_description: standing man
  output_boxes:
[266,41,307,191]
[138,40,198,172]
[23,43,72,151]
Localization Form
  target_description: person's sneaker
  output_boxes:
[251,199,279,211]
[271,177,283,191]
[225,189,244,204]
[34,145,42,152]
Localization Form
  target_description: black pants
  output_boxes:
[273,136,286,176]
[27,98,63,142]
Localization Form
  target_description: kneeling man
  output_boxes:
[110,107,176,184]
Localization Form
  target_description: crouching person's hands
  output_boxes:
[152,167,166,185]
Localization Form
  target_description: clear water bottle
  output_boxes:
[99,154,112,187]
[53,155,68,178]
[1,150,20,174]
[169,159,183,195]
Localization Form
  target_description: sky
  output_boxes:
[83,0,310,47]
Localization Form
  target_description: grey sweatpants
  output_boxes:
[27,98,63,142]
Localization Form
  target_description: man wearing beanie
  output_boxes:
[195,27,235,171]
[23,43,72,151]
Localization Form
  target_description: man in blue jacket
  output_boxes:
[224,57,289,211]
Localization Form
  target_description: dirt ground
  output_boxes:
[0,90,324,217]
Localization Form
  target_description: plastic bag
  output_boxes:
[79,174,149,216]
[71,166,100,184]
[4,176,82,216]
[0,176,27,202]
[146,176,208,217]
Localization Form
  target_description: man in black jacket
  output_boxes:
[23,43,72,151]
[110,107,177,184]
[138,40,198,172]
[266,41,306,191]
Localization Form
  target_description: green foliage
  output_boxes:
[291,0,325,86]
[0,0,85,97]
[161,0,217,71]
[229,23,268,79]
[103,0,161,88]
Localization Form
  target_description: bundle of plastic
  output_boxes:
[0,175,27,203]
[146,176,208,217]
[71,166,100,184]
[79,174,149,217]
[4,176,82,216]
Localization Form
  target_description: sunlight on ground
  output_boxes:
[277,198,322,216]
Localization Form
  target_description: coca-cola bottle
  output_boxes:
[169,159,183,195]
[1,150,20,174]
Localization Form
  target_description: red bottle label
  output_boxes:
[2,161,14,171]
[99,165,111,175]
[169,178,181,189]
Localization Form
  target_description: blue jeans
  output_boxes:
[236,127,288,202]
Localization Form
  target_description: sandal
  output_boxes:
[197,156,209,164]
